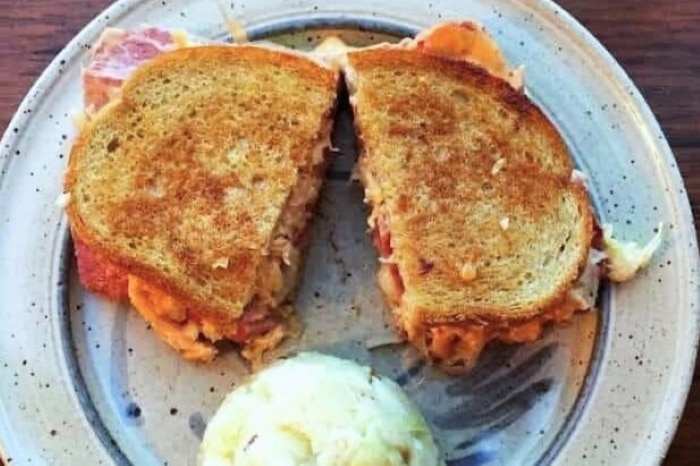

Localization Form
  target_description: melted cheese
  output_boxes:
[55,192,71,209]
[313,36,356,71]
[419,294,583,371]
[315,21,523,90]
[399,249,605,371]
[342,22,661,370]
[127,276,218,362]
[171,29,195,48]
[412,22,524,90]
[602,223,664,282]
[121,139,324,362]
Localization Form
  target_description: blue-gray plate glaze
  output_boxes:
[0,1,697,465]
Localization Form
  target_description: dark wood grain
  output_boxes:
[0,1,698,464]
[0,1,111,130]
[554,3,700,463]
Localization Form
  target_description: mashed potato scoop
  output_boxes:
[198,352,444,466]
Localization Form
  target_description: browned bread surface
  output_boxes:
[347,48,593,324]
[65,45,338,321]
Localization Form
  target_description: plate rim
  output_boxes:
[0,0,698,464]
[536,1,700,463]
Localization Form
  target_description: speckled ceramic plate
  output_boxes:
[0,0,698,465]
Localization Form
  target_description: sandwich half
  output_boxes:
[64,28,338,364]
[342,22,655,371]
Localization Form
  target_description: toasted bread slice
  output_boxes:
[65,45,338,358]
[345,48,593,363]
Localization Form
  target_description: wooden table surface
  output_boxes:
[0,0,698,464]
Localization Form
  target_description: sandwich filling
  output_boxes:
[71,27,331,364]
[369,204,604,370]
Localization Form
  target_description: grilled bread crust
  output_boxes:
[346,48,593,326]
[66,45,338,324]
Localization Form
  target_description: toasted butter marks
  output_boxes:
[499,216,510,231]
[491,157,506,175]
